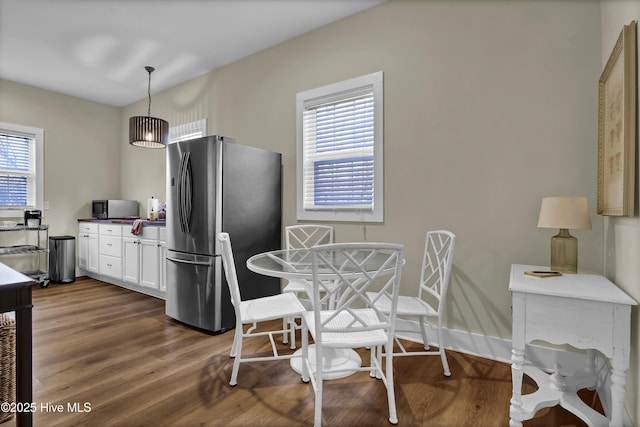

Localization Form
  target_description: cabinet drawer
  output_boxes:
[99,224,123,236]
[79,222,98,234]
[158,227,166,241]
[100,235,122,257]
[100,255,122,279]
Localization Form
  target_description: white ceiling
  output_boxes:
[0,0,384,107]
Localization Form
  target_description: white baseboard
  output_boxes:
[395,319,633,426]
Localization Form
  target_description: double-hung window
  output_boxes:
[0,122,44,218]
[296,71,384,222]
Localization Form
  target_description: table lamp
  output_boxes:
[537,196,592,273]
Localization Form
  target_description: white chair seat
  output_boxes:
[302,309,388,348]
[240,293,306,323]
[367,293,437,317]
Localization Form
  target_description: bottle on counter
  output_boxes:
[150,207,156,221]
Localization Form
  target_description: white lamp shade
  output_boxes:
[537,197,592,230]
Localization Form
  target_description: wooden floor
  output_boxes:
[5,277,603,426]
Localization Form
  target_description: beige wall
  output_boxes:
[123,0,603,338]
[601,0,640,423]
[0,79,121,236]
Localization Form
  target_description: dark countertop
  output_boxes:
[77,218,166,226]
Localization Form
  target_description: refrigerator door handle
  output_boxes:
[177,151,193,233]
[166,255,214,267]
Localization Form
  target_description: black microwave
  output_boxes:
[92,200,139,219]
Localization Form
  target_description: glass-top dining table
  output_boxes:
[246,247,401,380]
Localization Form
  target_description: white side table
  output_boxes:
[509,264,637,427]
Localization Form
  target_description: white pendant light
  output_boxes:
[129,66,169,148]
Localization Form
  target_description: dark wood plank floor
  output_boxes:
[5,277,602,426]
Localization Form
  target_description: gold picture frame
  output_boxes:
[597,21,637,216]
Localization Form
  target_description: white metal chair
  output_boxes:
[368,230,456,377]
[301,242,405,427]
[282,225,334,299]
[217,232,306,386]
[281,225,334,342]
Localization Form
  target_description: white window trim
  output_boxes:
[296,71,384,223]
[169,119,207,143]
[0,122,44,218]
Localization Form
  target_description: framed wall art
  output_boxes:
[597,21,637,217]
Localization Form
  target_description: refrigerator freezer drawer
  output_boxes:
[165,250,232,333]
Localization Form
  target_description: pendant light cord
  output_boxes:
[145,66,155,117]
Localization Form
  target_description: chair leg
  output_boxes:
[230,326,240,358]
[437,326,451,377]
[288,317,297,350]
[314,343,323,427]
[314,389,323,427]
[369,347,376,378]
[282,317,289,345]
[418,316,430,351]
[301,320,309,383]
[230,327,243,386]
[385,345,398,425]
[375,345,383,379]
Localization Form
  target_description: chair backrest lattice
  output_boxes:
[418,231,456,310]
[311,243,404,335]
[285,225,334,250]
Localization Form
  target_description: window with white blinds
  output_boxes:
[296,72,383,222]
[0,122,44,217]
[169,118,207,143]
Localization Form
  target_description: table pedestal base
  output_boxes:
[291,345,362,380]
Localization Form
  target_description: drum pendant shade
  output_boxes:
[129,66,168,148]
[129,116,168,148]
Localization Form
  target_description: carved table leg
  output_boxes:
[609,366,627,427]
[509,347,525,427]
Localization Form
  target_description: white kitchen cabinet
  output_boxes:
[123,226,160,290]
[98,224,123,279]
[78,222,98,274]
[79,221,166,299]
[123,237,139,284]
[140,239,160,289]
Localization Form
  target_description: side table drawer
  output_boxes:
[525,294,613,351]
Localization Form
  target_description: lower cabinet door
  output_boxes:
[123,237,139,284]
[140,239,159,289]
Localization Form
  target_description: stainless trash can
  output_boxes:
[49,236,75,283]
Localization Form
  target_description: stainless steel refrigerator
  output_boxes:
[165,135,282,333]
